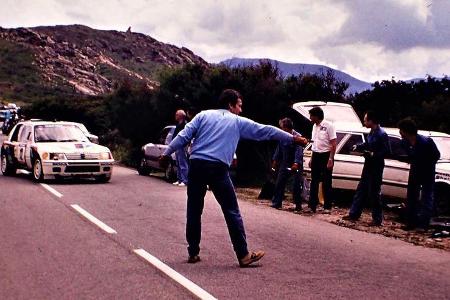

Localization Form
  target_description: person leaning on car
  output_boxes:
[271,117,304,212]
[343,111,390,226]
[304,106,337,214]
[398,118,440,231]
[159,89,308,268]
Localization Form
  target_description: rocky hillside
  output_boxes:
[0,25,207,99]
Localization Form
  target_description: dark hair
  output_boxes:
[218,89,242,109]
[309,106,324,120]
[279,117,293,130]
[398,118,418,135]
[365,110,380,124]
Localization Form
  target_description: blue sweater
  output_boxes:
[164,109,294,166]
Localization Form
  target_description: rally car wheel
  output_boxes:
[33,158,44,182]
[1,152,17,176]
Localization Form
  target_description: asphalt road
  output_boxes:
[1,164,450,299]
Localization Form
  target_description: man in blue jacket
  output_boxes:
[398,118,440,231]
[161,89,308,267]
[271,118,304,212]
[343,111,390,226]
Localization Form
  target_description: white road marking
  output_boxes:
[18,170,31,175]
[40,183,63,198]
[71,204,117,234]
[134,249,217,300]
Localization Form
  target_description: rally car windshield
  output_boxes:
[34,125,89,143]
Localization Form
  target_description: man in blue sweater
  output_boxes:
[161,89,308,267]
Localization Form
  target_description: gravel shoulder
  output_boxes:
[235,187,450,251]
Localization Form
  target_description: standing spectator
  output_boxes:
[304,106,337,214]
[398,118,440,231]
[172,110,189,186]
[160,89,308,267]
[271,118,305,212]
[342,111,390,226]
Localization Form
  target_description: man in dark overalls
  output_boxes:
[271,118,304,212]
[343,111,390,226]
[398,118,440,231]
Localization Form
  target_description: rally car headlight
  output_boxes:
[100,152,112,160]
[49,153,67,160]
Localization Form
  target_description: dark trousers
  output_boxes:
[349,162,384,224]
[186,159,248,259]
[272,168,303,208]
[406,173,435,229]
[309,152,333,210]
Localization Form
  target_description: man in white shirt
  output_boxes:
[305,106,337,214]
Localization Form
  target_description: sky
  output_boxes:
[1,0,449,82]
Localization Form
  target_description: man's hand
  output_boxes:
[293,136,308,146]
[159,155,171,169]
[327,158,334,170]
[363,151,374,159]
[291,163,299,172]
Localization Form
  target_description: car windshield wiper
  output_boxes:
[37,139,58,142]
[58,139,79,142]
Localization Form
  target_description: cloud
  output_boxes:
[0,0,449,82]
[320,0,450,50]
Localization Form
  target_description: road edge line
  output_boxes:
[71,204,117,234]
[133,249,217,300]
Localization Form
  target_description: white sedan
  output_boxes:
[302,126,450,215]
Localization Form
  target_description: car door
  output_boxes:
[145,126,175,169]
[382,135,410,198]
[332,133,365,190]
[24,126,34,169]
[15,125,31,166]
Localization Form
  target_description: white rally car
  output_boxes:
[1,120,114,182]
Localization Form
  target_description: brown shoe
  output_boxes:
[239,251,265,267]
[187,255,201,263]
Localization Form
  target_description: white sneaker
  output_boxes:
[172,181,180,185]
[178,182,186,187]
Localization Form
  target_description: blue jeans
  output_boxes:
[186,159,248,259]
[349,162,384,224]
[272,168,303,208]
[406,173,435,229]
[175,147,189,184]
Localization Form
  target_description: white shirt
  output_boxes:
[311,120,337,153]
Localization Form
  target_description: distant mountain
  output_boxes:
[220,57,373,95]
[0,25,207,100]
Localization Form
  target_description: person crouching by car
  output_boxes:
[398,118,440,231]
[271,118,305,212]
[342,111,390,226]
[172,110,189,187]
